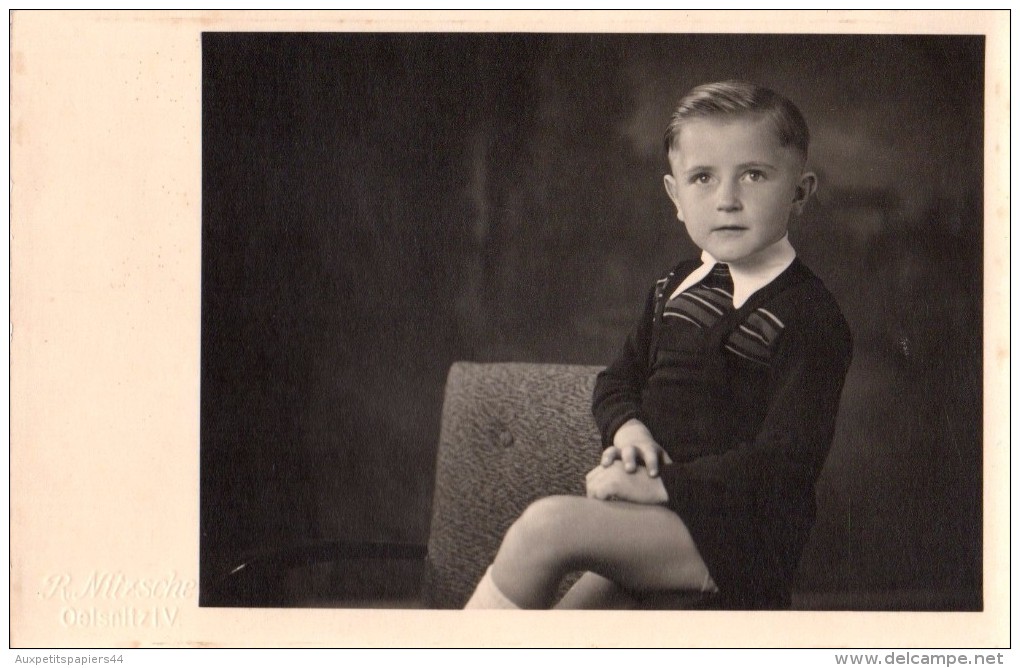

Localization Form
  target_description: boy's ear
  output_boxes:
[792,172,818,214]
[663,174,685,221]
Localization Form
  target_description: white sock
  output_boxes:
[464,566,520,609]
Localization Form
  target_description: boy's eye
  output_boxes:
[689,173,712,185]
[744,170,767,182]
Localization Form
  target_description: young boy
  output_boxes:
[465,81,853,610]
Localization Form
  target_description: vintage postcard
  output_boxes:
[10,10,1010,648]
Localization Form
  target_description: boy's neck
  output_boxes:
[701,234,795,272]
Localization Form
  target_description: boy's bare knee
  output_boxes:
[521,495,580,522]
[500,496,582,566]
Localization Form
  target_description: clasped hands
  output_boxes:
[585,418,671,505]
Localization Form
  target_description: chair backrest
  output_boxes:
[423,362,604,608]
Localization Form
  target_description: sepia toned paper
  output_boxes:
[9,10,1010,648]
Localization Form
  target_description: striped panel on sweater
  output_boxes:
[662,264,734,330]
[725,307,785,365]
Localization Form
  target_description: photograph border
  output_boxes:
[9,10,1010,648]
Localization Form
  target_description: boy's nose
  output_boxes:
[716,184,742,212]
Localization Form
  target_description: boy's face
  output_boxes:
[663,114,816,265]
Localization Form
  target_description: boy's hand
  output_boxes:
[585,460,669,505]
[601,418,673,476]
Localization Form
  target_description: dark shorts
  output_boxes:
[671,506,793,610]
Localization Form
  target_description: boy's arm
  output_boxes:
[591,285,657,447]
[658,306,853,523]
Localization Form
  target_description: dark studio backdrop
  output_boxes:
[199,33,984,609]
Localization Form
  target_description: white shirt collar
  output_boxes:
[668,235,796,308]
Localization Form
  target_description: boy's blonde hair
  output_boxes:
[664,80,811,160]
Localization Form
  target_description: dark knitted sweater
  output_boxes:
[592,257,853,608]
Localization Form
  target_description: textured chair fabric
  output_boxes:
[424,362,605,608]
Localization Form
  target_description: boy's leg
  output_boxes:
[489,495,713,609]
[464,565,520,609]
[553,571,637,610]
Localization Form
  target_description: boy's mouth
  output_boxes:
[713,225,747,233]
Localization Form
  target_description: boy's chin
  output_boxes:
[703,246,756,264]
[702,237,781,264]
